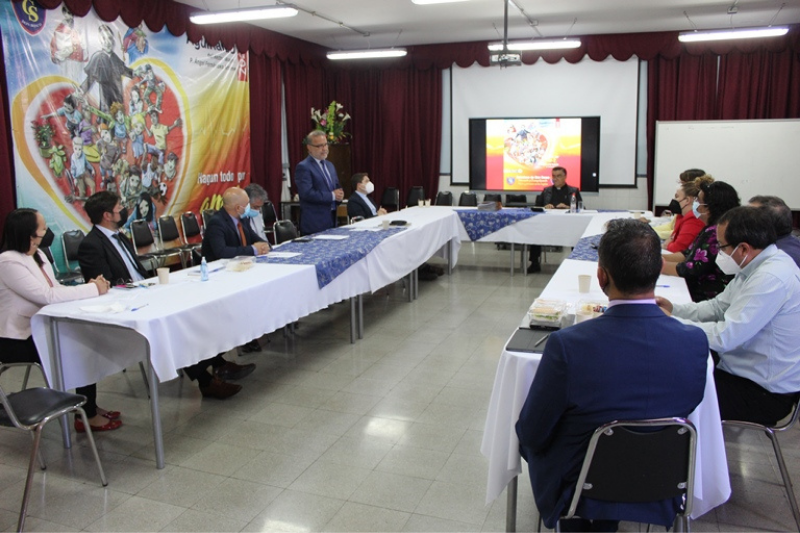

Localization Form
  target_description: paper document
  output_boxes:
[265,252,302,258]
[313,235,349,240]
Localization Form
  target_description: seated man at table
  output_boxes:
[202,187,271,261]
[79,191,253,399]
[516,219,708,532]
[528,166,583,273]
[658,206,800,425]
[202,186,270,353]
[347,173,387,220]
[749,195,800,268]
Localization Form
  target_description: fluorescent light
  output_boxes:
[488,38,582,51]
[327,49,408,60]
[678,27,788,42]
[190,6,298,25]
[411,0,469,4]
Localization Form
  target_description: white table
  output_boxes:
[481,260,732,530]
[31,207,462,468]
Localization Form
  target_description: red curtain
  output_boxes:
[282,62,326,186]
[248,54,283,206]
[0,35,15,237]
[717,49,800,120]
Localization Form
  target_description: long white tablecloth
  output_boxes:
[481,260,731,518]
[455,209,595,246]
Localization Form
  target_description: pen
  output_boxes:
[131,304,149,312]
[534,333,550,347]
[656,284,670,288]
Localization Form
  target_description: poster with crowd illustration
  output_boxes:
[0,1,251,263]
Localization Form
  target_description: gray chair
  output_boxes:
[435,191,453,206]
[179,212,204,264]
[0,362,107,532]
[129,219,183,274]
[459,192,478,206]
[157,215,196,269]
[60,229,85,278]
[554,418,697,532]
[723,403,800,531]
[274,219,298,244]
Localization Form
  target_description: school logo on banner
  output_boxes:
[13,0,46,35]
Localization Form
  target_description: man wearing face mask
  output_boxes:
[243,183,270,241]
[657,206,800,425]
[201,187,271,261]
[347,173,387,220]
[79,191,147,285]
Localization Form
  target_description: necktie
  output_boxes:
[113,233,141,276]
[238,220,247,245]
[319,160,333,189]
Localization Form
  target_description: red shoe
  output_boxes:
[100,410,121,420]
[74,418,122,433]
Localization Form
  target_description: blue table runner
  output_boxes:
[455,208,540,241]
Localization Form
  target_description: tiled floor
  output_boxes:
[1,243,799,532]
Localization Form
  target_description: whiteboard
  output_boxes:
[654,120,800,210]
[452,58,639,187]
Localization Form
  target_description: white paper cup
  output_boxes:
[381,219,391,230]
[424,199,431,206]
[578,274,591,293]
[418,199,424,207]
[157,267,169,284]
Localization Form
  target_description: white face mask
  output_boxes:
[363,181,375,195]
[716,244,747,276]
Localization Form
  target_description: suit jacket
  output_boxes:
[515,304,708,529]
[536,185,582,208]
[347,192,377,219]
[201,209,265,262]
[78,226,149,285]
[295,155,340,235]
[0,250,98,339]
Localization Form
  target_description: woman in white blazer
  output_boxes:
[0,208,122,432]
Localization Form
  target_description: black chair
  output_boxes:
[60,229,85,277]
[458,192,478,206]
[262,201,278,243]
[129,219,184,273]
[273,219,298,244]
[0,362,108,532]
[156,215,192,269]
[723,404,800,530]
[557,418,696,532]
[435,191,453,206]
[201,209,217,229]
[406,186,425,207]
[381,187,400,212]
[506,193,527,206]
[180,212,204,265]
[350,216,365,224]
[483,193,501,203]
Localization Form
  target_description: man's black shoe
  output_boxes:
[527,262,541,274]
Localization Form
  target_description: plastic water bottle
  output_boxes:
[200,257,209,281]
[570,193,577,214]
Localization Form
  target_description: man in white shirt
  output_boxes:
[243,183,269,241]
[658,206,800,424]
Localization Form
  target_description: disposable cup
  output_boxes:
[381,219,391,230]
[157,267,169,284]
[578,274,591,293]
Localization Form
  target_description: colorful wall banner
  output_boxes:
[0,1,250,261]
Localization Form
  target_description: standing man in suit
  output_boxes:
[516,219,708,531]
[528,166,583,273]
[201,187,271,261]
[295,130,344,235]
[79,191,253,399]
[347,173,387,220]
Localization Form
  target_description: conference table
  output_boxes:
[30,206,462,468]
[480,215,731,531]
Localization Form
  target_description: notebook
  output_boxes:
[506,327,556,353]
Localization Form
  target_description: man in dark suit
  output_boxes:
[516,219,708,532]
[79,191,253,399]
[347,173,387,220]
[201,187,271,261]
[295,130,344,235]
[528,166,584,273]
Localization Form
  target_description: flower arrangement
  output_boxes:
[310,101,351,143]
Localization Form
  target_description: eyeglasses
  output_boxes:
[717,241,735,250]
[309,143,328,148]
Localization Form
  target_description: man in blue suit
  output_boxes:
[201,186,271,261]
[516,219,708,531]
[347,173,387,220]
[295,130,344,235]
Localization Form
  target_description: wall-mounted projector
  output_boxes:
[489,53,522,67]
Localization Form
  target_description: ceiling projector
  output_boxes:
[489,52,522,67]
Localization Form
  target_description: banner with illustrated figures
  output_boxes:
[0,1,250,262]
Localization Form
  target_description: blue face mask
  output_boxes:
[240,204,257,218]
[692,199,705,219]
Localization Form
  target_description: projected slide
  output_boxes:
[486,118,581,191]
